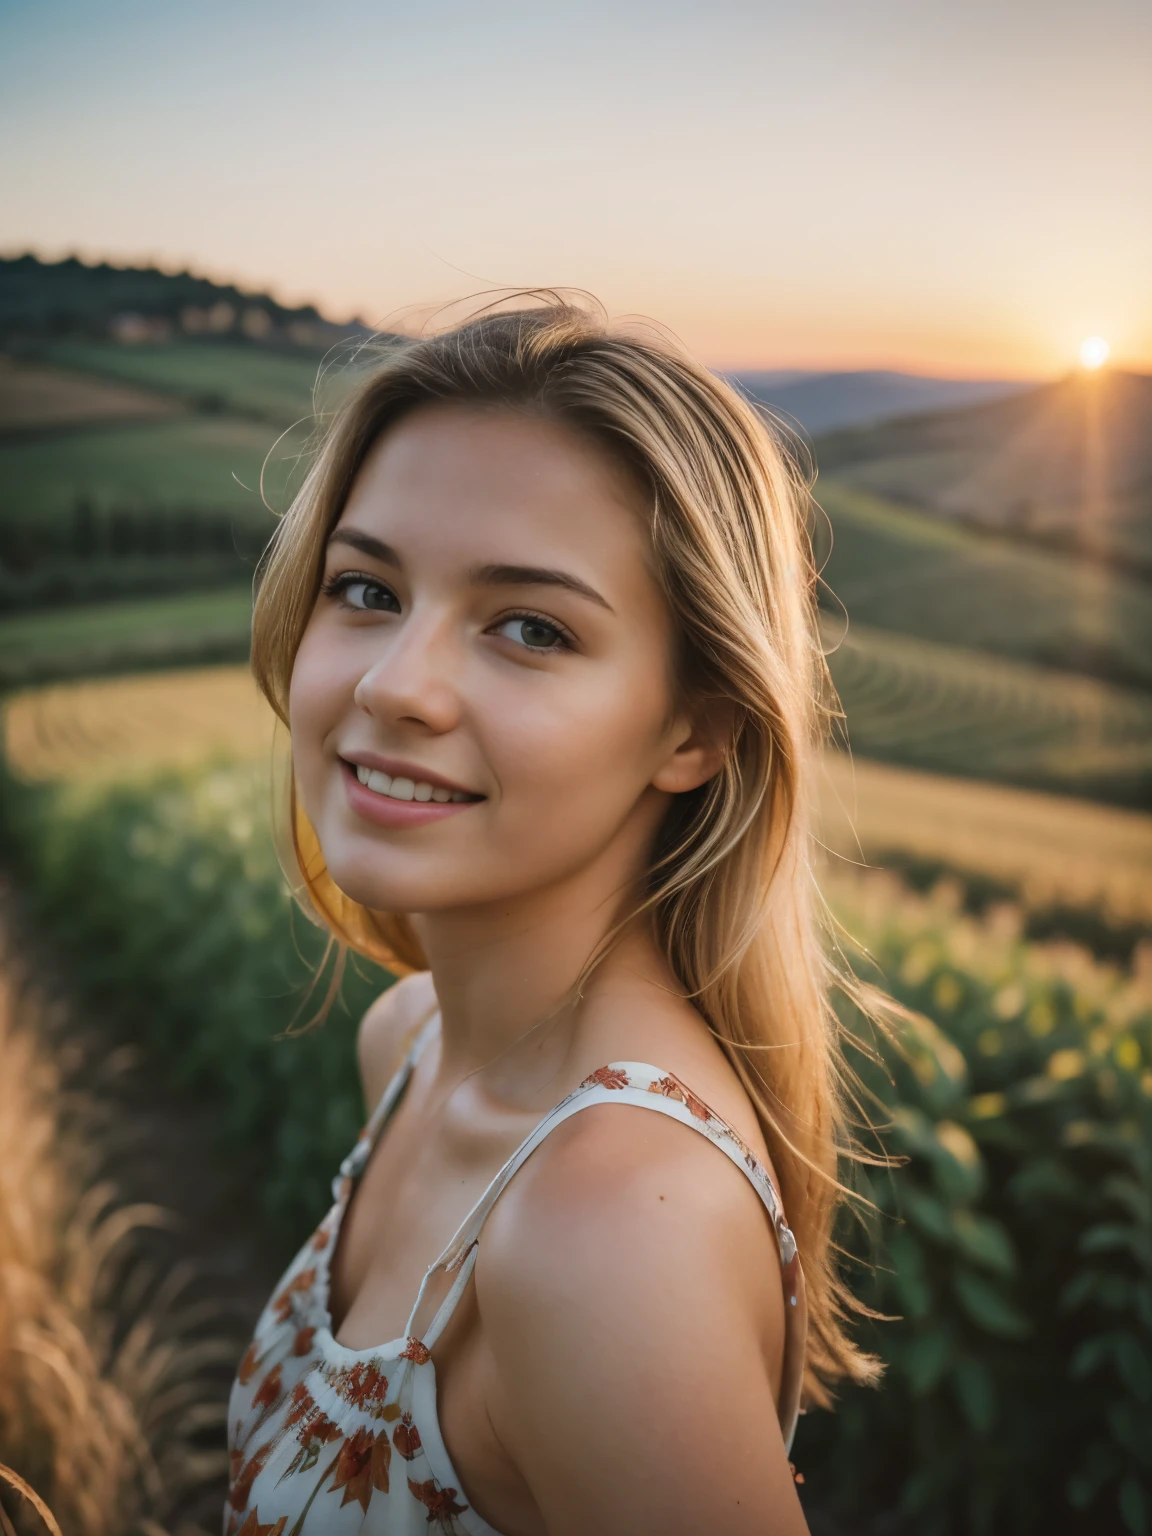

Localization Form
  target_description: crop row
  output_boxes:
[827,623,1152,804]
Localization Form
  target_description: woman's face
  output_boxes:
[290,404,716,918]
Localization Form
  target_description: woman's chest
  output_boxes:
[328,1099,539,1350]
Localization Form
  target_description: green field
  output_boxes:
[0,416,282,529]
[0,588,253,685]
[818,481,1152,690]
[827,624,1152,803]
[39,340,346,426]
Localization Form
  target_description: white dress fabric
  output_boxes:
[225,1020,808,1536]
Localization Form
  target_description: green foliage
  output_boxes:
[801,875,1152,1534]
[0,760,392,1238]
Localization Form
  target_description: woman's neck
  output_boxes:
[413,840,663,1087]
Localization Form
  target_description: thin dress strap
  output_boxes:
[406,1060,808,1453]
[335,1007,440,1193]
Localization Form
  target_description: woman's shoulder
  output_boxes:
[477,1032,788,1342]
[470,1093,796,1526]
[357,970,437,1107]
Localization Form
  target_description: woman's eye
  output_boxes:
[328,576,400,612]
[494,616,566,651]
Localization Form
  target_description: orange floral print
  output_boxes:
[283,1383,314,1429]
[230,1443,273,1512]
[272,1268,316,1323]
[392,1410,422,1460]
[292,1326,316,1357]
[407,1476,469,1521]
[252,1363,283,1411]
[234,1513,287,1536]
[328,1427,391,1511]
[296,1408,341,1449]
[237,1341,260,1385]
[322,1358,390,1413]
[372,1432,392,1496]
[400,1336,432,1365]
[648,1074,710,1121]
[285,1408,342,1478]
[311,1227,330,1251]
[582,1065,630,1091]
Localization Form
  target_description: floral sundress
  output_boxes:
[225,1022,807,1535]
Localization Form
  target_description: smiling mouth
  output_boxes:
[350,763,481,805]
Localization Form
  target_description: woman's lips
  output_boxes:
[341,761,481,829]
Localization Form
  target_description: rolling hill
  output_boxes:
[816,369,1152,572]
[732,369,1031,435]
[2,254,1149,809]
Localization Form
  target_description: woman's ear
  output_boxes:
[650,698,735,795]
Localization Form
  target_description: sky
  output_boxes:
[1,0,1150,376]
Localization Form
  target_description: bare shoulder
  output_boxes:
[474,1105,802,1534]
[481,1101,782,1339]
[357,970,437,1109]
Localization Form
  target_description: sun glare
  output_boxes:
[1078,336,1111,370]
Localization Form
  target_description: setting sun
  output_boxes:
[1078,336,1111,370]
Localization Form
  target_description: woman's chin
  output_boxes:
[319,849,472,917]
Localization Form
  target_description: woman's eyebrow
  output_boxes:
[327,528,401,566]
[471,562,613,612]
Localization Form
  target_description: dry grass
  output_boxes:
[817,751,1152,925]
[6,663,1150,925]
[0,947,233,1535]
[3,667,276,785]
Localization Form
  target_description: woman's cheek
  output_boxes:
[489,675,662,832]
[288,638,341,806]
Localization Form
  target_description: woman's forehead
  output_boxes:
[338,403,653,582]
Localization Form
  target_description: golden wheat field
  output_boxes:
[5,664,1152,923]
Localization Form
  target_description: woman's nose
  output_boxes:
[352,615,462,734]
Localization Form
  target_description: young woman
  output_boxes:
[225,301,877,1536]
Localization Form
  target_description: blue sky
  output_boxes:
[2,0,1150,373]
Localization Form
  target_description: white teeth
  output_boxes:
[354,765,473,805]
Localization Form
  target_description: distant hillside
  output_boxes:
[0,252,361,350]
[731,369,1031,434]
[816,370,1152,572]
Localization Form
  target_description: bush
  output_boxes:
[803,873,1152,1535]
[0,760,391,1241]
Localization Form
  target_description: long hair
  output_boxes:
[251,296,880,1402]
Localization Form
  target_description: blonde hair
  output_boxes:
[252,297,879,1402]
